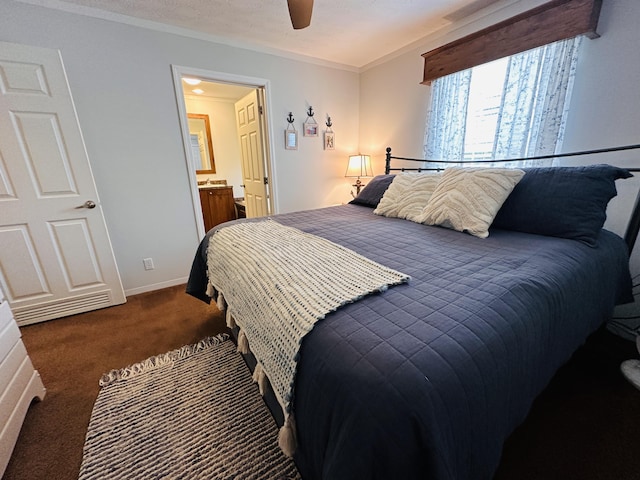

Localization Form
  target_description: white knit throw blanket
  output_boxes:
[206,219,409,454]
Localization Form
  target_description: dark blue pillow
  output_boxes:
[492,164,633,246]
[349,174,395,208]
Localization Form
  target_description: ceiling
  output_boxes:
[183,79,254,101]
[21,0,507,68]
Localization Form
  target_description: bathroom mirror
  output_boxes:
[187,113,216,174]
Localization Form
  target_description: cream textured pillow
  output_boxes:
[418,167,525,238]
[374,173,442,223]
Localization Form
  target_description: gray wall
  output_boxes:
[0,0,359,295]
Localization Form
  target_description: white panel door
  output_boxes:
[235,90,269,218]
[0,41,125,325]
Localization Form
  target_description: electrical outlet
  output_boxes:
[143,258,154,270]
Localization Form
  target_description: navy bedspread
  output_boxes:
[187,204,632,480]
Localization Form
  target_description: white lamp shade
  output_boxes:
[345,154,374,178]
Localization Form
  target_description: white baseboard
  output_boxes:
[124,277,189,297]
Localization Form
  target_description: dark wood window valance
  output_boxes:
[421,0,602,84]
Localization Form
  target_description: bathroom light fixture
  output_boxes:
[192,88,204,95]
[183,77,202,85]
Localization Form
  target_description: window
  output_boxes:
[462,58,508,160]
[423,36,582,167]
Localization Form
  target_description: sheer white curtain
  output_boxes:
[423,36,582,167]
[493,36,582,166]
[423,68,472,165]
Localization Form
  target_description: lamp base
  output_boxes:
[352,178,363,196]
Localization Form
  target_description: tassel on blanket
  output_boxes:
[237,329,250,354]
[216,292,226,311]
[206,282,215,299]
[252,363,268,396]
[278,414,297,458]
[226,310,237,329]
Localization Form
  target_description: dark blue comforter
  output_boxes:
[187,204,632,480]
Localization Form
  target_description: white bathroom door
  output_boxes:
[0,41,125,325]
[235,90,269,218]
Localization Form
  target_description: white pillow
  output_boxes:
[374,173,442,223]
[418,167,525,238]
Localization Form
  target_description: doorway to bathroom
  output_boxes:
[172,66,276,239]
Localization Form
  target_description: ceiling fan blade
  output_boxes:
[287,0,314,29]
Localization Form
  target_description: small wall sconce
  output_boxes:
[345,154,374,197]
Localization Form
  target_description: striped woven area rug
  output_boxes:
[78,334,300,480]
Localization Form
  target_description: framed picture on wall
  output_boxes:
[324,131,335,150]
[304,118,318,137]
[285,128,298,150]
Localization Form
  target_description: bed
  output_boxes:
[186,146,639,480]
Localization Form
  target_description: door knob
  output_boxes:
[78,200,96,209]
